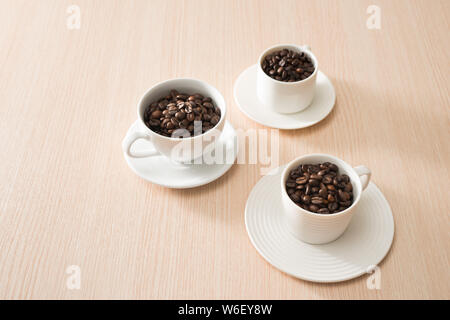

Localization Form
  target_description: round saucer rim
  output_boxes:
[123,120,238,189]
[233,65,336,130]
[244,165,394,283]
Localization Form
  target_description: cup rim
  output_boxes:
[281,153,363,218]
[137,77,226,141]
[258,43,319,85]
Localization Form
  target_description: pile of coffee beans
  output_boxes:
[285,162,354,214]
[143,90,221,137]
[261,49,315,82]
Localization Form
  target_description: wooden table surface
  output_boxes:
[0,0,449,300]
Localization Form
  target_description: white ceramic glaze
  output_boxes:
[123,120,238,188]
[256,44,318,113]
[233,65,335,129]
[281,154,371,244]
[122,78,226,163]
[245,165,394,282]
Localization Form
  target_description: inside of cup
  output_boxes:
[283,154,362,212]
[259,44,318,70]
[138,78,226,136]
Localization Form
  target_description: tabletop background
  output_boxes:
[0,0,449,299]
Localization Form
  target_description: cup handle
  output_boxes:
[301,45,311,51]
[122,131,160,158]
[353,165,371,191]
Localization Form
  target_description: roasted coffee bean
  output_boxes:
[338,190,350,201]
[328,202,338,211]
[176,94,188,100]
[186,113,195,122]
[148,119,160,127]
[305,184,311,195]
[143,91,221,137]
[185,104,193,114]
[211,115,220,125]
[175,111,186,120]
[301,195,311,204]
[318,187,328,198]
[261,49,315,82]
[329,163,338,172]
[161,118,170,126]
[311,197,324,205]
[166,122,174,129]
[322,176,332,184]
[285,161,354,214]
[151,110,162,119]
[296,176,308,184]
[289,170,300,179]
[286,181,296,188]
[179,119,189,128]
[171,118,179,126]
[339,200,352,207]
[290,193,301,202]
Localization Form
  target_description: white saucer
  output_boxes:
[234,65,336,129]
[245,165,394,283]
[123,120,238,188]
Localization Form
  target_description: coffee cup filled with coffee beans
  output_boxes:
[122,78,226,163]
[285,162,353,214]
[256,44,318,114]
[281,154,371,244]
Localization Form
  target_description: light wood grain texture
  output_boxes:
[0,0,449,299]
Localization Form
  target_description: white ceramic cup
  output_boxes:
[257,44,318,114]
[281,154,371,244]
[122,78,226,163]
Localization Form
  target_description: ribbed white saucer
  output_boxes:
[245,165,394,283]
